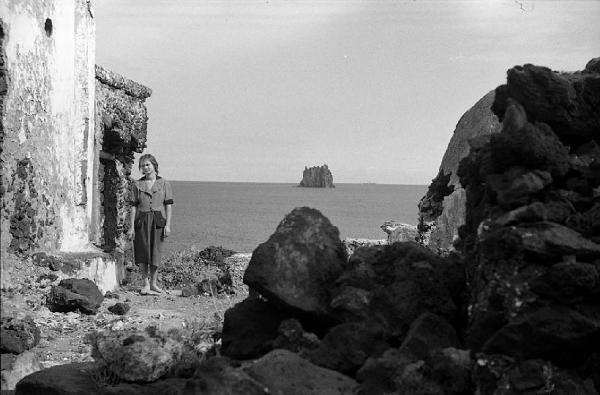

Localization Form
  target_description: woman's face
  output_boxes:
[139,159,156,176]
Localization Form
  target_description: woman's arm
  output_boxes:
[128,206,136,238]
[164,204,172,237]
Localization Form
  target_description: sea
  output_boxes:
[166,182,428,255]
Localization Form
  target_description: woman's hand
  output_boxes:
[164,225,171,238]
[127,227,135,239]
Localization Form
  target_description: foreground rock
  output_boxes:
[244,349,358,395]
[457,58,600,392]
[299,164,335,188]
[1,317,41,354]
[46,278,104,315]
[90,328,185,382]
[244,207,348,320]
[1,352,42,391]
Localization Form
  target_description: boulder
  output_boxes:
[272,319,321,355]
[398,313,460,361]
[306,322,389,375]
[90,328,184,382]
[380,221,418,244]
[46,278,104,315]
[244,207,347,319]
[418,90,501,254]
[0,317,41,354]
[15,362,98,395]
[426,348,472,395]
[244,349,358,395]
[1,351,42,391]
[299,165,335,188]
[221,297,290,359]
[356,348,414,395]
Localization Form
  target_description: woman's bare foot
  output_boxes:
[150,284,163,293]
[140,287,151,295]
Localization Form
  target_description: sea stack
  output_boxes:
[299,165,335,188]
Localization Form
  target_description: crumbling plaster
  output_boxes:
[0,0,95,257]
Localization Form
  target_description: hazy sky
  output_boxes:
[94,0,600,184]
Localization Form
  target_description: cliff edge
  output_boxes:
[299,165,335,188]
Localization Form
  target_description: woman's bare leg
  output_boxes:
[140,263,151,294]
[150,265,163,293]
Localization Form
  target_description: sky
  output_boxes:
[94,0,600,184]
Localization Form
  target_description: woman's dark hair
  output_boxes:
[139,154,159,175]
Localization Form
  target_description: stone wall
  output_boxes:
[0,0,95,259]
[93,65,151,254]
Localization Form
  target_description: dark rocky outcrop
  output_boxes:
[46,278,104,315]
[299,164,335,188]
[456,58,600,393]
[418,90,502,254]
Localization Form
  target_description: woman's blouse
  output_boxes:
[129,176,174,217]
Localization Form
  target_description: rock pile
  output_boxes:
[455,58,600,393]
[160,245,247,296]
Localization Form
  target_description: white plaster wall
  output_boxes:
[0,0,96,253]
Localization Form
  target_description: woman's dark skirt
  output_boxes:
[133,211,164,267]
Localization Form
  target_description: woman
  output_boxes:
[127,154,174,294]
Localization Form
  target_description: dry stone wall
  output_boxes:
[93,65,151,254]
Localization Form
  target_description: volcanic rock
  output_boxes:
[397,312,460,361]
[46,278,104,315]
[90,328,184,382]
[107,302,130,315]
[418,90,501,254]
[306,322,389,375]
[244,207,347,320]
[14,362,98,395]
[0,317,41,354]
[244,349,358,395]
[221,297,290,359]
[330,243,458,339]
[299,164,335,188]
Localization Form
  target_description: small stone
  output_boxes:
[107,302,130,315]
[104,291,120,299]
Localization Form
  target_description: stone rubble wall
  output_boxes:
[93,65,151,255]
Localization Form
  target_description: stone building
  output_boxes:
[0,0,151,292]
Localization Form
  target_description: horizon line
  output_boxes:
[168,179,429,186]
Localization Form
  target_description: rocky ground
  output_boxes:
[1,248,247,391]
